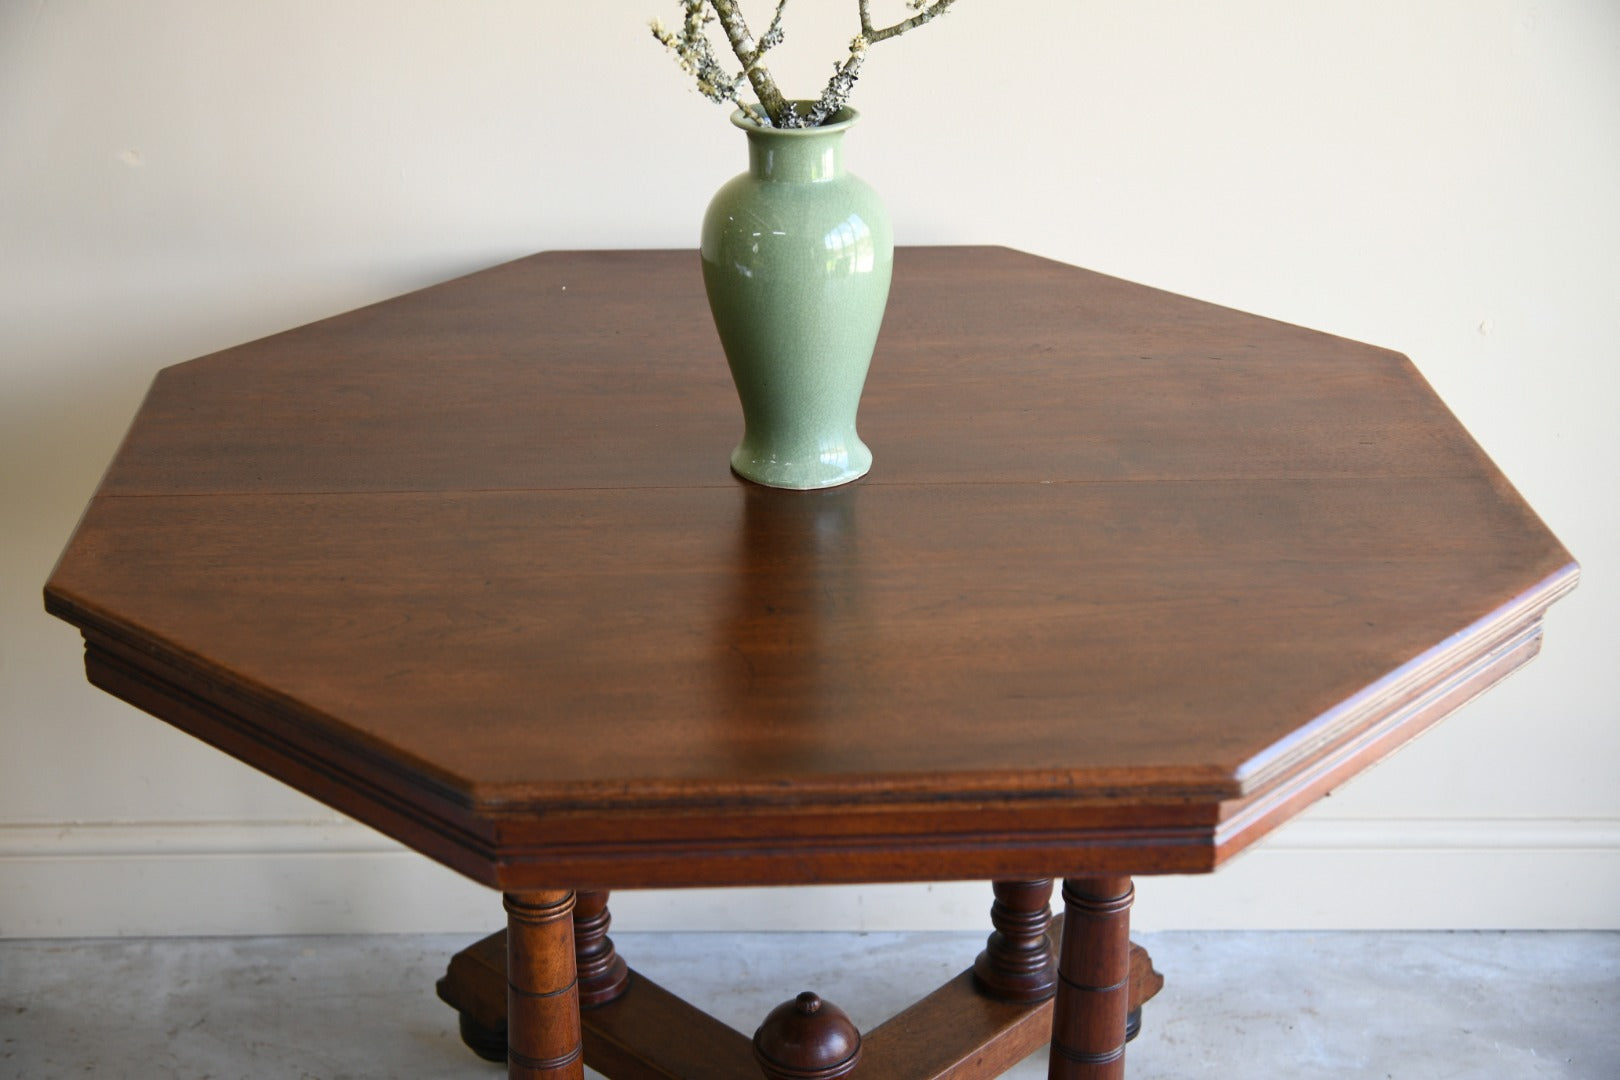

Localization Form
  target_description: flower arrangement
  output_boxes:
[651,1,960,128]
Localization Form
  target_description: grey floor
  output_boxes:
[2,932,1616,1079]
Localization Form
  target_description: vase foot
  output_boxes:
[730,443,872,490]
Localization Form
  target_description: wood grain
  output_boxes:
[45,247,1578,891]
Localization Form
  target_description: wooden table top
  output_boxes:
[45,247,1576,890]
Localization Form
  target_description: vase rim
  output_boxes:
[730,102,860,136]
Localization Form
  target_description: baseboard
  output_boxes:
[3,817,1617,937]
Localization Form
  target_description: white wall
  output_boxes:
[3,1,1616,937]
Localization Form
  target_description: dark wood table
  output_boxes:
[45,247,1577,1079]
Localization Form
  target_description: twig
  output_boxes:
[653,0,961,128]
[863,0,959,44]
[708,0,792,124]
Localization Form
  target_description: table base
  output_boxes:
[436,880,1163,1079]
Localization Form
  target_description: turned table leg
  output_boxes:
[505,891,585,1080]
[973,879,1059,1003]
[440,883,1161,1078]
[1048,877,1134,1080]
[572,890,632,1007]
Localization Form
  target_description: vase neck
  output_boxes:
[746,128,846,183]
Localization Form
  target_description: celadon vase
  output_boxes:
[701,105,894,490]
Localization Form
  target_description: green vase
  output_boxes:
[701,105,894,490]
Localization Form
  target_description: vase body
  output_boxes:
[701,106,893,489]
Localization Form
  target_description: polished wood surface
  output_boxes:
[48,246,1575,1078]
[44,247,1577,892]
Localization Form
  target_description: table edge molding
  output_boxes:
[1233,560,1580,795]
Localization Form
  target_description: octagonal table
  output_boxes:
[45,247,1577,1078]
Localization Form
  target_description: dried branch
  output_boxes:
[652,0,961,128]
[707,0,792,123]
[760,0,788,54]
[650,5,771,126]
[862,0,959,44]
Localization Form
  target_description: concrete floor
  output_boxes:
[2,932,1616,1079]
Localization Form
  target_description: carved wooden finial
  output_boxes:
[753,990,862,1079]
